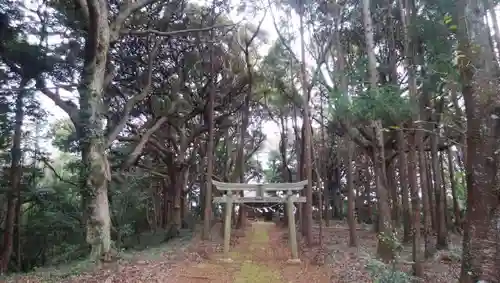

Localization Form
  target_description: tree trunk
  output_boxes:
[363,156,373,224]
[447,147,462,230]
[425,152,437,232]
[346,138,357,247]
[169,165,184,235]
[298,0,313,245]
[202,26,216,240]
[386,161,400,226]
[361,0,394,261]
[431,131,448,249]
[397,0,423,273]
[0,80,27,273]
[77,2,114,262]
[439,152,451,230]
[457,0,500,280]
[397,129,411,243]
[417,137,432,258]
[372,121,395,262]
[408,131,423,275]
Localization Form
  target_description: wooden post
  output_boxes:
[286,192,300,264]
[222,192,233,261]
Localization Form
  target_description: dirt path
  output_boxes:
[169,221,332,283]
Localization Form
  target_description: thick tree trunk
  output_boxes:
[0,81,26,273]
[79,8,112,260]
[371,121,395,262]
[457,0,500,280]
[169,165,184,235]
[161,178,169,228]
[236,109,249,229]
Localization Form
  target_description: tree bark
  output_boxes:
[457,0,500,280]
[346,137,357,247]
[0,80,27,273]
[417,136,432,258]
[447,147,462,230]
[363,156,373,223]
[397,129,411,243]
[426,152,437,232]
[372,121,395,262]
[431,131,448,249]
[298,0,313,245]
[202,10,216,239]
[386,161,400,226]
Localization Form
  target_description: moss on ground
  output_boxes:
[234,261,283,283]
[232,222,283,283]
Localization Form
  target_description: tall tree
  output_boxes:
[298,0,314,245]
[457,0,500,280]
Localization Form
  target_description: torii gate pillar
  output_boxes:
[212,180,307,263]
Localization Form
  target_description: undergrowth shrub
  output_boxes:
[364,231,418,283]
[365,257,416,283]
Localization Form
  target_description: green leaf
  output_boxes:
[444,15,452,25]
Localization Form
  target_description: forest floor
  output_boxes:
[8,220,461,283]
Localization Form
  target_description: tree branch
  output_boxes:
[339,120,372,148]
[74,0,90,22]
[121,23,237,37]
[40,158,79,187]
[267,0,299,63]
[120,117,168,170]
[110,0,159,42]
[35,78,80,125]
[106,39,161,146]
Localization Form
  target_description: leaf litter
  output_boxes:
[9,220,461,283]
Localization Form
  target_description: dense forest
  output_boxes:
[0,0,499,282]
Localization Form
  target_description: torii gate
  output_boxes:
[212,179,307,263]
